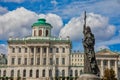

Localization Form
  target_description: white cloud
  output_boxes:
[0,44,7,54]
[0,7,63,39]
[0,6,8,15]
[3,0,24,3]
[59,13,116,41]
[0,7,38,39]
[39,13,63,36]
[51,0,58,6]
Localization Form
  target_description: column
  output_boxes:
[59,47,62,66]
[101,59,104,77]
[34,47,36,65]
[7,46,11,66]
[40,47,43,65]
[27,47,30,65]
[46,47,49,65]
[115,60,118,79]
[108,60,110,69]
[22,47,24,65]
[15,47,18,65]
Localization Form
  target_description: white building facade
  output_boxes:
[0,19,71,80]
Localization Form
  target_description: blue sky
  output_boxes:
[0,0,120,54]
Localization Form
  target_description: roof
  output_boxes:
[96,49,119,56]
[8,36,71,44]
[32,18,52,28]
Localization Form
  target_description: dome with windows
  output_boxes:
[32,18,52,37]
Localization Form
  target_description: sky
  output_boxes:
[0,0,120,54]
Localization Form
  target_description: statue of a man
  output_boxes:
[83,12,99,76]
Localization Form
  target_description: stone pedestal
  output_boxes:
[78,74,100,80]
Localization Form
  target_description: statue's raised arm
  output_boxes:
[83,11,86,35]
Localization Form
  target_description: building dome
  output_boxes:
[32,18,52,28]
[32,18,52,37]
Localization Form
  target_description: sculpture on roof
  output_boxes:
[82,11,100,76]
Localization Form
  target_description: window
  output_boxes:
[111,60,115,66]
[23,69,26,77]
[11,58,15,65]
[70,70,73,76]
[36,69,39,78]
[80,70,82,75]
[97,60,101,65]
[18,58,21,65]
[49,48,53,53]
[3,70,6,76]
[56,48,59,53]
[11,70,14,77]
[43,47,46,53]
[18,48,21,53]
[17,70,20,77]
[24,58,27,65]
[46,30,49,36]
[39,30,42,36]
[50,58,53,65]
[37,58,40,65]
[55,69,59,77]
[56,58,59,65]
[31,48,34,53]
[25,48,27,53]
[75,70,78,76]
[43,58,46,65]
[29,70,32,77]
[37,48,40,53]
[103,60,107,66]
[62,58,65,65]
[62,70,65,77]
[0,70,1,77]
[31,58,34,65]
[42,69,45,77]
[49,69,52,77]
[34,30,36,36]
[12,48,15,53]
[62,48,65,53]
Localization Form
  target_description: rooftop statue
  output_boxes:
[83,11,100,76]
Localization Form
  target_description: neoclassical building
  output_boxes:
[0,19,71,80]
[0,18,120,80]
[70,49,119,79]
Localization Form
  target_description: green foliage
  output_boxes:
[103,68,117,80]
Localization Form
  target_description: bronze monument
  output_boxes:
[83,11,100,76]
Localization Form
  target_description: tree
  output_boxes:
[103,68,117,80]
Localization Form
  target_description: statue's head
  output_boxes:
[86,26,91,33]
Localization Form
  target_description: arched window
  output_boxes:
[80,70,82,75]
[23,69,26,77]
[36,69,39,78]
[62,70,65,77]
[39,30,42,36]
[17,70,20,77]
[46,30,49,36]
[49,69,52,77]
[75,70,78,76]
[3,70,6,76]
[42,69,45,77]
[0,70,1,76]
[62,48,65,53]
[29,69,32,77]
[11,70,14,77]
[70,70,73,76]
[55,69,59,77]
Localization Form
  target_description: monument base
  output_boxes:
[78,73,100,80]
